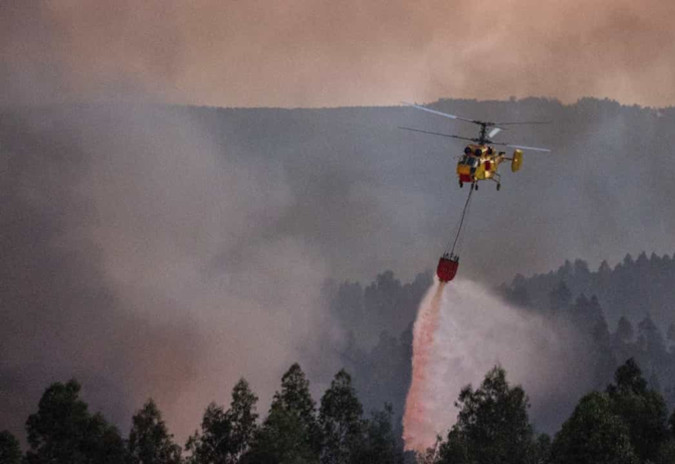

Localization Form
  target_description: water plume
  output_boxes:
[402,279,446,452]
[402,279,587,452]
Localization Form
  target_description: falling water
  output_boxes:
[402,279,577,453]
[402,280,446,452]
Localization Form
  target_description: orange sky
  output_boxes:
[3,0,675,107]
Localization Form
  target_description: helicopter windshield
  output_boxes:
[459,156,479,167]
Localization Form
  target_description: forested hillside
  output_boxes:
[2,97,675,450]
[503,252,675,328]
[327,252,675,433]
[500,252,675,404]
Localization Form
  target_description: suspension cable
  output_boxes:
[449,186,474,256]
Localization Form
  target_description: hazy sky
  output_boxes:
[3,0,675,447]
[2,0,675,108]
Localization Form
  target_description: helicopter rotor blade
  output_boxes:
[505,143,551,152]
[401,102,479,124]
[495,121,552,126]
[488,127,502,138]
[489,141,551,152]
[398,126,476,143]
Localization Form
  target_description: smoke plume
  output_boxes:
[0,102,343,441]
[2,1,675,107]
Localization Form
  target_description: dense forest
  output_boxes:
[3,98,675,461]
[3,357,675,464]
[326,252,675,431]
[5,253,675,463]
[0,364,403,464]
[500,252,675,402]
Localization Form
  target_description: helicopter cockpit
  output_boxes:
[458,155,479,168]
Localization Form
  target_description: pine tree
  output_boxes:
[227,379,258,461]
[25,379,126,464]
[548,280,572,312]
[591,314,617,388]
[436,366,535,464]
[128,399,182,464]
[637,315,667,363]
[0,430,22,464]
[244,364,319,464]
[550,392,637,464]
[360,404,404,464]
[607,358,669,463]
[319,370,364,464]
[667,323,675,351]
[186,378,258,464]
[185,403,231,464]
[616,317,635,343]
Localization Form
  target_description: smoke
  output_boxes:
[3,1,674,445]
[2,1,675,107]
[402,279,593,451]
[0,102,343,441]
[3,97,668,444]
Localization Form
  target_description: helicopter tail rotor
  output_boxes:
[511,150,523,172]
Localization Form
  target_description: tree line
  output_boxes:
[328,253,675,429]
[0,364,403,464]
[501,253,675,403]
[427,358,675,464]
[4,357,675,463]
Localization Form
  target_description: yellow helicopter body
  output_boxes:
[456,145,523,189]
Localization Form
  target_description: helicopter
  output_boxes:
[401,102,550,191]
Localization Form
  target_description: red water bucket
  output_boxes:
[437,256,459,282]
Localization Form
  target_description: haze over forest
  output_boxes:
[2,97,674,447]
[4,2,675,463]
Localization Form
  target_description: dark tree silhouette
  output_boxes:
[227,379,258,461]
[550,392,637,464]
[0,430,22,464]
[244,363,320,464]
[616,317,635,343]
[548,280,572,312]
[607,358,669,463]
[186,403,231,464]
[667,323,675,350]
[436,366,535,464]
[504,274,531,308]
[637,315,667,365]
[186,378,258,464]
[319,370,364,464]
[127,399,182,464]
[360,404,404,464]
[25,379,126,464]
[532,434,552,464]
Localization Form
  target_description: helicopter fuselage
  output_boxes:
[456,145,503,183]
[456,145,523,188]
